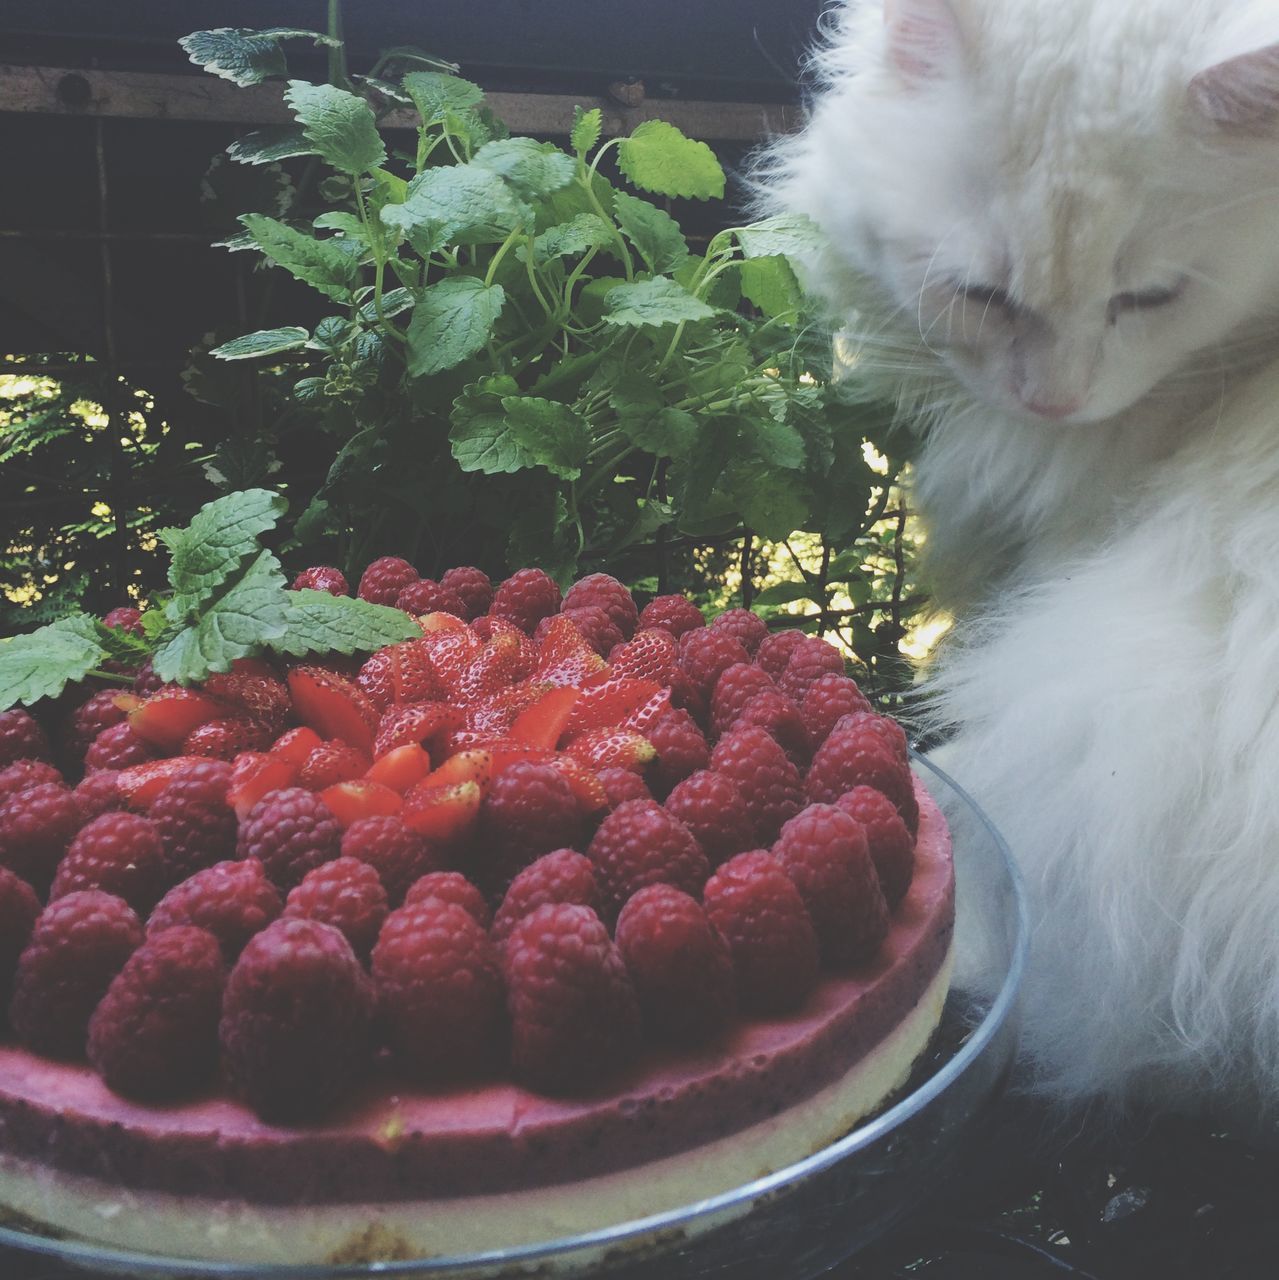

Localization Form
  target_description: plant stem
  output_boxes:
[326,0,348,87]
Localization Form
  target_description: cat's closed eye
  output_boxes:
[1107,281,1185,322]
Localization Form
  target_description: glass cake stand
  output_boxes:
[0,752,1027,1280]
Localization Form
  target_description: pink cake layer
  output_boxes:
[0,780,953,1207]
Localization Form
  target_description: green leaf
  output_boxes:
[308,317,354,352]
[179,27,340,87]
[571,106,603,157]
[239,214,361,302]
[381,164,525,253]
[616,120,725,200]
[402,71,484,123]
[620,406,698,459]
[743,415,806,470]
[94,620,153,665]
[450,376,532,475]
[472,139,575,202]
[210,326,309,360]
[500,397,591,480]
[525,213,614,264]
[313,211,367,236]
[357,287,415,322]
[507,490,579,585]
[612,192,689,274]
[228,124,316,165]
[603,277,718,327]
[270,591,421,658]
[284,81,387,175]
[753,579,818,607]
[738,255,803,319]
[0,615,108,709]
[736,213,824,264]
[727,461,811,540]
[406,278,506,378]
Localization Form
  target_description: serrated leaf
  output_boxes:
[617,120,725,200]
[313,211,367,236]
[94,620,153,665]
[270,591,421,658]
[738,255,802,319]
[525,213,614,265]
[358,287,414,322]
[239,214,361,302]
[612,192,689,274]
[450,375,532,475]
[0,616,108,709]
[617,406,698,459]
[284,81,386,175]
[727,461,811,540]
[500,397,591,480]
[744,415,806,470]
[228,124,316,165]
[406,278,506,378]
[402,71,484,123]
[603,277,718,328]
[472,139,575,202]
[571,106,603,158]
[381,164,525,254]
[210,327,310,360]
[736,213,824,261]
[308,317,354,352]
[139,610,169,641]
[180,27,340,87]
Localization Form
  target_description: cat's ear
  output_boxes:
[1189,43,1279,131]
[883,0,965,88]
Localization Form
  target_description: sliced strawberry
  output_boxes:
[534,614,608,686]
[202,669,291,730]
[227,751,300,822]
[287,666,378,756]
[621,688,674,734]
[116,756,210,809]
[111,692,144,716]
[564,679,662,736]
[318,779,403,827]
[416,611,469,634]
[356,639,444,711]
[486,738,555,775]
[510,686,581,751]
[563,728,656,773]
[363,742,432,793]
[374,702,465,759]
[454,631,523,702]
[464,679,554,735]
[545,755,609,813]
[401,779,483,842]
[475,616,537,679]
[183,716,275,760]
[297,740,370,790]
[418,628,481,697]
[607,629,680,683]
[424,749,493,790]
[128,687,228,751]
[270,725,324,766]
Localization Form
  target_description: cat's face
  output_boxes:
[780,0,1279,425]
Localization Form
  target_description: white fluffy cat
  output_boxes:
[761,0,1279,1121]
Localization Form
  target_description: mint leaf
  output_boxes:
[0,615,108,709]
[228,124,316,165]
[571,106,603,158]
[284,81,386,175]
[406,278,506,378]
[270,591,421,658]
[743,415,806,470]
[180,27,339,87]
[500,397,591,480]
[238,215,361,302]
[451,376,534,475]
[618,406,698,459]
[736,213,824,262]
[210,326,310,360]
[473,139,575,202]
[357,287,414,322]
[617,121,725,200]
[525,213,614,265]
[603,277,718,328]
[95,620,153,665]
[402,71,484,123]
[738,255,802,319]
[381,164,525,254]
[612,192,689,274]
[727,461,811,540]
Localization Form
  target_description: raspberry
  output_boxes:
[358,556,420,605]
[49,811,169,914]
[709,663,777,737]
[0,759,63,805]
[479,761,584,888]
[490,568,562,633]
[148,859,282,961]
[491,849,599,946]
[772,804,888,966]
[132,660,164,698]
[703,851,819,1014]
[291,566,350,596]
[595,766,651,808]
[778,636,847,703]
[439,566,493,620]
[150,760,238,882]
[645,707,710,795]
[562,573,638,640]
[86,926,224,1100]
[357,640,444,711]
[636,594,705,639]
[754,629,807,681]
[615,884,734,1044]
[396,578,468,618]
[84,722,155,773]
[297,740,369,790]
[586,799,708,920]
[0,781,82,893]
[65,689,131,763]
[806,727,918,833]
[183,717,275,760]
[0,868,41,1016]
[9,891,143,1057]
[102,606,144,635]
[667,668,708,723]
[237,787,343,891]
[535,606,623,658]
[0,709,51,767]
[283,857,388,959]
[403,870,491,926]
[664,770,757,867]
[834,786,916,909]
[733,690,811,763]
[709,608,769,655]
[503,903,640,1093]
[709,725,806,843]
[831,710,910,763]
[608,629,680,684]
[73,769,125,821]
[341,815,443,905]
[679,629,751,700]
[372,899,505,1078]
[220,918,374,1121]
[801,675,874,747]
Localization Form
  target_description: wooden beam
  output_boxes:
[0,64,799,141]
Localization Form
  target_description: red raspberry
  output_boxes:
[608,629,681,684]
[403,870,491,926]
[236,787,343,891]
[396,578,468,618]
[65,689,131,763]
[0,868,41,1015]
[733,690,811,763]
[491,849,599,946]
[637,594,705,639]
[86,926,224,1100]
[645,707,710,795]
[806,727,918,833]
[0,709,51,767]
[755,629,807,681]
[503,903,640,1092]
[49,811,169,914]
[73,769,125,821]
[0,781,82,893]
[536,606,623,658]
[439,565,493,620]
[709,608,769,655]
[0,759,63,805]
[341,815,442,906]
[709,663,777,738]
[703,851,818,1014]
[772,804,888,966]
[150,760,238,882]
[148,859,282,961]
[595,766,651,809]
[102,606,144,635]
[562,573,638,640]
[132,659,164,698]
[9,890,143,1057]
[479,761,583,888]
[664,770,757,867]
[183,717,275,760]
[831,710,910,763]
[220,917,374,1121]
[297,740,369,790]
[709,725,806,843]
[778,636,847,703]
[490,568,562,634]
[668,668,709,723]
[586,799,708,919]
[291,566,350,596]
[358,555,420,605]
[834,786,915,909]
[615,884,734,1044]
[679,629,751,700]
[801,675,874,747]
[372,899,505,1078]
[283,857,388,959]
[84,722,155,773]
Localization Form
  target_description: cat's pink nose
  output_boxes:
[1024,396,1081,420]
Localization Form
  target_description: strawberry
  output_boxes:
[226,751,301,822]
[563,729,655,773]
[115,757,211,809]
[269,726,324,766]
[356,640,444,711]
[183,717,275,760]
[362,742,432,793]
[563,679,662,737]
[510,686,580,750]
[287,667,378,756]
[128,687,228,751]
[296,740,369,791]
[423,748,493,789]
[454,630,525,702]
[607,629,681,684]
[202,669,291,732]
[533,615,607,686]
[544,755,610,813]
[414,628,480,695]
[318,779,403,827]
[401,779,483,842]
[374,702,464,759]
[464,680,552,735]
